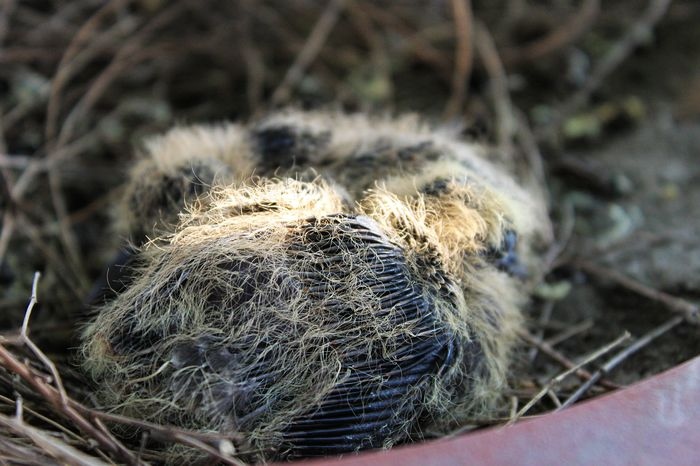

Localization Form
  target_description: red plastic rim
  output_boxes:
[290,356,700,466]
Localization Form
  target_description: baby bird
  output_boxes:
[82,110,550,461]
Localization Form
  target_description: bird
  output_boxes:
[81,110,550,462]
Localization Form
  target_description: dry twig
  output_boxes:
[44,0,130,145]
[0,211,15,266]
[42,1,133,291]
[357,1,450,74]
[0,413,108,466]
[0,330,252,465]
[513,109,549,202]
[270,0,347,105]
[0,393,108,460]
[545,319,594,347]
[560,315,684,408]
[0,272,251,463]
[238,1,266,116]
[512,331,631,421]
[576,259,700,323]
[542,0,673,138]
[527,300,555,362]
[502,0,600,66]
[0,0,17,46]
[0,273,141,464]
[474,21,516,153]
[444,0,473,118]
[519,329,621,390]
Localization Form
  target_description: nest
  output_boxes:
[80,111,549,461]
[2,2,695,464]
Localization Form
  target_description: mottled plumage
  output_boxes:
[82,110,550,462]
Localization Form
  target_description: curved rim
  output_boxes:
[290,355,700,466]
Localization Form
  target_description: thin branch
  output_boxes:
[1,272,142,464]
[55,3,187,149]
[11,132,99,202]
[20,271,41,338]
[474,21,515,153]
[44,4,184,293]
[0,344,144,465]
[542,0,673,138]
[513,332,631,421]
[0,414,108,466]
[270,0,346,105]
[0,153,32,169]
[546,389,562,408]
[576,259,699,323]
[527,300,555,362]
[18,273,69,409]
[86,410,250,458]
[560,315,684,408]
[545,319,594,347]
[544,195,577,270]
[0,211,15,265]
[238,1,266,116]
[358,0,450,74]
[502,0,600,66]
[45,0,129,145]
[0,338,251,464]
[13,214,84,300]
[519,329,620,390]
[444,0,473,118]
[0,0,17,46]
[0,394,104,456]
[514,108,549,203]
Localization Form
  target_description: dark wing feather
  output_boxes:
[278,216,456,459]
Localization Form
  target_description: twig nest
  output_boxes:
[82,111,550,461]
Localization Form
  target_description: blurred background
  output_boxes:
[1,0,699,463]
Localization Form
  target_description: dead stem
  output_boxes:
[17,272,68,408]
[444,0,473,118]
[0,0,17,45]
[357,1,450,74]
[519,329,621,390]
[0,153,31,169]
[44,0,130,145]
[527,300,555,362]
[512,331,631,421]
[0,336,251,465]
[513,108,549,204]
[502,0,600,66]
[0,413,108,466]
[11,132,98,201]
[14,215,83,300]
[270,0,346,105]
[0,272,252,463]
[576,259,700,323]
[42,1,132,292]
[541,0,673,140]
[560,315,684,408]
[545,319,594,347]
[238,1,266,116]
[474,21,516,154]
[0,393,104,456]
[55,3,188,149]
[0,211,15,265]
[0,274,141,464]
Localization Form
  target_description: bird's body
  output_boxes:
[82,110,549,461]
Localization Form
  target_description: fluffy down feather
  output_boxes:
[82,110,550,461]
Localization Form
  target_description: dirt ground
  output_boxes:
[1,0,699,463]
